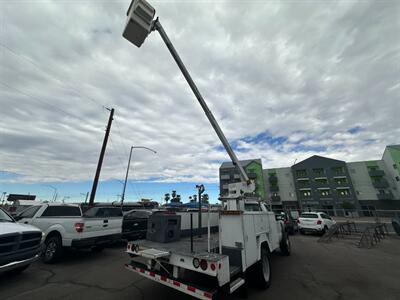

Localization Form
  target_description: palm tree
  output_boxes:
[164,193,170,204]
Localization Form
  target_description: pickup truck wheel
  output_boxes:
[254,247,271,289]
[43,236,62,264]
[280,231,291,256]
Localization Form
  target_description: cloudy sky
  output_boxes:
[0,0,399,203]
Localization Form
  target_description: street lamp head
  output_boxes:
[123,0,156,47]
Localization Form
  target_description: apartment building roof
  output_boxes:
[220,158,262,169]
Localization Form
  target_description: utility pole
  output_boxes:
[196,184,205,237]
[88,108,114,207]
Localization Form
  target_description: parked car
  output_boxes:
[275,212,298,235]
[14,203,123,263]
[0,208,43,274]
[298,212,336,235]
[122,210,153,240]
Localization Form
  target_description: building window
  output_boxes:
[396,176,400,182]
[315,178,328,184]
[313,168,325,176]
[334,177,348,184]
[337,189,350,196]
[300,190,312,197]
[332,166,344,175]
[296,169,307,178]
[298,179,310,187]
[319,189,331,197]
[367,166,378,171]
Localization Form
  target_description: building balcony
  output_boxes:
[314,181,329,186]
[369,169,385,177]
[220,174,230,180]
[271,195,281,202]
[334,180,348,186]
[377,191,394,200]
[270,185,279,192]
[332,171,346,177]
[372,179,389,188]
[233,174,241,179]
[298,182,311,188]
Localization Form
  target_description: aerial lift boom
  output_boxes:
[123,0,255,200]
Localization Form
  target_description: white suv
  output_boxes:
[298,212,336,235]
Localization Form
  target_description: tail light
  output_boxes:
[317,220,322,225]
[200,259,208,271]
[210,263,216,271]
[74,222,84,233]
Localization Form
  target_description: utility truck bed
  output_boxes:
[134,233,219,258]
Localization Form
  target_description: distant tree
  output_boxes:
[202,194,209,204]
[164,193,170,204]
[172,190,177,199]
[192,195,197,202]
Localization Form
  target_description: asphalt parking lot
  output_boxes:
[1,234,400,300]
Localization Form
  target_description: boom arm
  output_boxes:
[152,19,250,183]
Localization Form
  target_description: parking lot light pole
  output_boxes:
[121,146,157,206]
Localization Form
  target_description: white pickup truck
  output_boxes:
[0,208,43,274]
[126,200,290,299]
[15,203,122,263]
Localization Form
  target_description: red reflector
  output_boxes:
[187,286,196,292]
[74,222,84,233]
[140,269,145,273]
[149,272,155,277]
[204,292,212,298]
[210,263,216,271]
[200,259,208,271]
[317,220,322,225]
[173,281,180,287]
[161,276,167,281]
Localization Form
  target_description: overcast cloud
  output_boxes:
[0,0,399,187]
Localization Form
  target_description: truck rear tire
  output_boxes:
[280,231,291,256]
[43,235,62,264]
[254,247,271,289]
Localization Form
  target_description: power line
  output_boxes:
[0,42,107,110]
[0,81,101,128]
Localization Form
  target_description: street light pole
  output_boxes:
[47,185,57,202]
[121,146,157,206]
